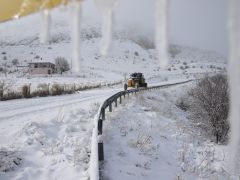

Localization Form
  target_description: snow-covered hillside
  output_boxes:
[0,6,226,90]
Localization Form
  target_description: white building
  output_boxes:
[28,62,55,75]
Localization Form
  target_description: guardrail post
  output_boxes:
[115,99,117,107]
[101,108,105,120]
[119,96,122,104]
[98,119,103,135]
[98,141,104,161]
[109,103,112,112]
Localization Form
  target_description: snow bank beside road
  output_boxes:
[0,88,120,180]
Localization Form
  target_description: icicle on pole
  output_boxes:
[100,8,113,56]
[95,0,119,56]
[228,0,240,175]
[71,0,83,74]
[40,9,51,44]
[155,0,169,69]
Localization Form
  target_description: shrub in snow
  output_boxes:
[0,149,22,173]
[51,83,64,96]
[169,46,181,58]
[0,81,11,100]
[189,74,229,144]
[64,84,75,94]
[4,91,22,101]
[210,65,215,69]
[176,97,190,111]
[55,57,70,74]
[22,85,31,98]
[134,51,139,56]
[36,83,49,97]
[180,66,184,70]
[0,83,5,100]
[12,59,19,66]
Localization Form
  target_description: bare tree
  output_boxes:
[55,57,70,74]
[189,74,229,143]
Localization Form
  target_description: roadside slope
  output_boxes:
[102,83,228,180]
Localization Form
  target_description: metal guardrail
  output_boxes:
[89,79,193,180]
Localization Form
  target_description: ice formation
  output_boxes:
[228,0,240,175]
[71,0,83,74]
[40,10,51,44]
[95,0,119,56]
[155,0,169,69]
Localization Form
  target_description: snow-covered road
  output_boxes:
[0,88,121,121]
[0,87,121,180]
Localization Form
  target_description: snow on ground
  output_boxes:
[0,87,121,180]
[102,83,229,180]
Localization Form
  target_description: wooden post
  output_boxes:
[28,83,31,97]
[48,83,50,95]
[115,99,117,107]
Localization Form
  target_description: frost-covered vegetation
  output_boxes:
[0,80,121,101]
[177,74,229,144]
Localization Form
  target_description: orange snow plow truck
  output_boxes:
[124,73,148,90]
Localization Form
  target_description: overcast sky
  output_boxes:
[98,0,229,56]
[169,0,228,56]
[2,0,229,56]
